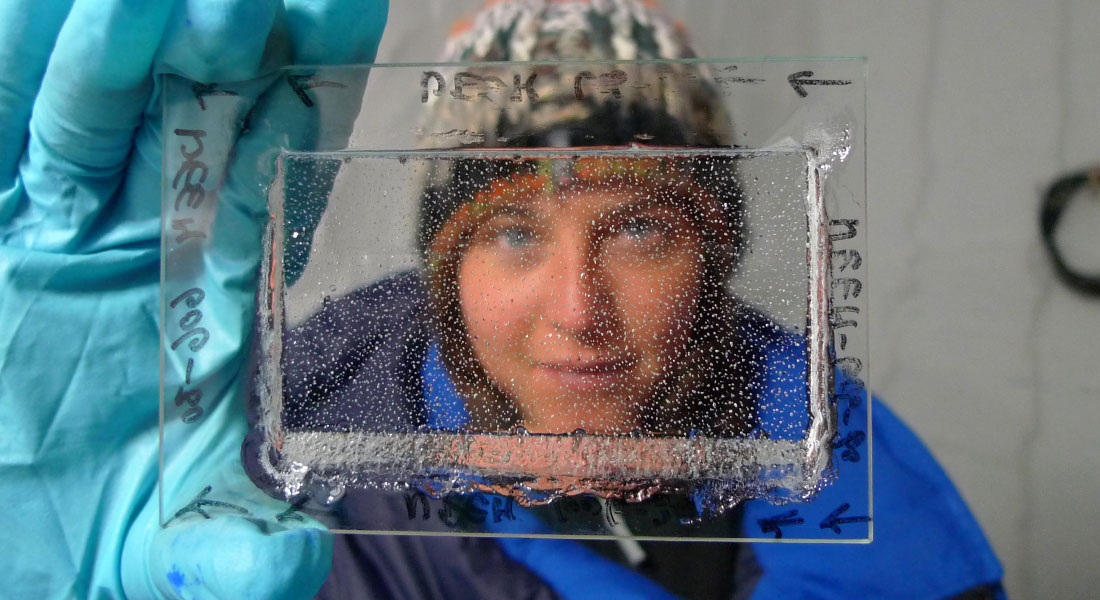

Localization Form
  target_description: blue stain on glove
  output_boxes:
[0,1,387,598]
[167,567,187,595]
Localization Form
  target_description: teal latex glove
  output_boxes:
[0,1,386,598]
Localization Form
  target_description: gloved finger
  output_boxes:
[12,0,172,252]
[149,517,331,600]
[157,0,286,84]
[161,0,390,291]
[126,457,335,600]
[28,0,172,173]
[0,0,74,180]
[153,0,389,232]
[15,0,288,254]
[285,0,388,65]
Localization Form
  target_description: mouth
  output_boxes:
[535,358,637,391]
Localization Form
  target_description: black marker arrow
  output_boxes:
[192,82,238,111]
[819,503,871,534]
[788,70,853,98]
[832,429,866,463]
[169,486,249,523]
[758,509,804,539]
[275,505,305,522]
[714,65,766,86]
[288,74,347,108]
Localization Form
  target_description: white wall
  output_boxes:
[378,3,1100,597]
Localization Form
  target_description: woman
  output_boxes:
[419,153,765,438]
[274,2,1004,598]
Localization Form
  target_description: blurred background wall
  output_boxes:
[377,2,1100,597]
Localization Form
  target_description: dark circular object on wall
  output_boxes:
[1040,167,1100,297]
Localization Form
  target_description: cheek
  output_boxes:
[457,251,536,354]
[611,249,703,353]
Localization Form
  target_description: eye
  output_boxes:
[613,216,665,242]
[496,225,538,249]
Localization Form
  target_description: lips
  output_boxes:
[535,357,637,392]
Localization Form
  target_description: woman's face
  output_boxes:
[457,180,705,434]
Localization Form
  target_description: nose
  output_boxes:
[543,238,610,337]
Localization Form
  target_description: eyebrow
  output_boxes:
[487,190,687,224]
[488,204,537,219]
[598,194,685,224]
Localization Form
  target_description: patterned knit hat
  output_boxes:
[440,0,699,62]
[418,0,732,150]
[417,0,736,248]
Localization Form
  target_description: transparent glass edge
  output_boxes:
[160,60,871,540]
[293,56,868,70]
[158,75,169,527]
[327,529,873,544]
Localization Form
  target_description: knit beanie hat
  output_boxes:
[417,0,737,252]
[419,0,731,147]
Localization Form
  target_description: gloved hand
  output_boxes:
[0,1,386,598]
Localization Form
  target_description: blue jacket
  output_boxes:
[254,272,1004,599]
